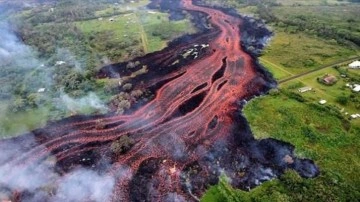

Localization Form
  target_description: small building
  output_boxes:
[37,88,46,93]
[319,99,327,105]
[350,114,360,119]
[322,74,337,85]
[349,61,360,69]
[55,61,66,66]
[353,84,360,92]
[298,87,312,93]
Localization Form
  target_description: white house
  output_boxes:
[349,61,360,69]
[353,84,360,92]
[319,100,327,105]
[55,61,66,66]
[37,88,46,93]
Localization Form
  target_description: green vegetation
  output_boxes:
[110,135,135,155]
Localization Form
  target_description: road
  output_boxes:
[278,56,360,84]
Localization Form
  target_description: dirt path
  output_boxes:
[134,12,149,53]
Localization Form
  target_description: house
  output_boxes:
[37,88,46,93]
[350,114,360,119]
[55,61,66,66]
[353,84,360,92]
[349,60,360,69]
[322,74,337,85]
[319,100,327,105]
[298,87,312,93]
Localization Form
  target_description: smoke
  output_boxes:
[0,134,116,202]
[165,193,187,202]
[0,22,41,69]
[53,169,115,202]
[60,92,109,114]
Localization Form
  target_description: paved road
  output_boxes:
[278,56,360,84]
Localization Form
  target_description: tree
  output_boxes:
[110,135,135,155]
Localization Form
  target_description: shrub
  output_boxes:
[336,95,349,105]
[110,135,135,155]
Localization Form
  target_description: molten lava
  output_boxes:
[0,0,319,201]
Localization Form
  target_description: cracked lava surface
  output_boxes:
[0,0,319,201]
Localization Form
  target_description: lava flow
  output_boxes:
[0,0,319,201]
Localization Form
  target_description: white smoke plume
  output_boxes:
[0,22,41,69]
[0,135,116,202]
[60,92,109,114]
[53,169,115,202]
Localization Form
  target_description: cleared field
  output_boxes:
[261,29,358,75]
[259,57,293,80]
[76,11,195,55]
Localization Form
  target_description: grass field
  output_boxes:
[76,10,195,55]
[259,57,294,80]
[0,102,49,138]
[261,29,358,75]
